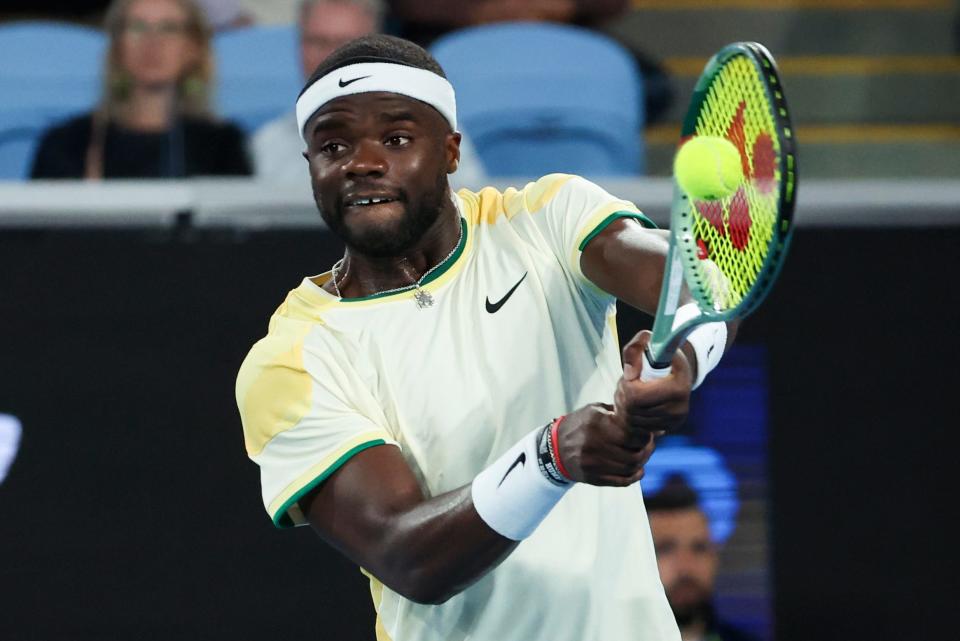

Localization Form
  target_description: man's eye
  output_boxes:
[385,135,411,146]
[320,142,345,154]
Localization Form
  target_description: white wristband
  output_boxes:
[672,302,727,390]
[471,426,570,541]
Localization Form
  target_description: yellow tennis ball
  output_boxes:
[673,136,743,201]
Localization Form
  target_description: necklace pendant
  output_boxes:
[414,288,435,309]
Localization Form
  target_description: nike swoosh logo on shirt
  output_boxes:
[498,452,526,487]
[338,75,371,87]
[486,272,528,314]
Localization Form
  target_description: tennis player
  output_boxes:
[236,34,734,641]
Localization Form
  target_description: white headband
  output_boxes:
[296,62,458,143]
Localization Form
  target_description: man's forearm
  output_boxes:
[355,485,517,605]
[582,219,739,361]
[302,449,517,605]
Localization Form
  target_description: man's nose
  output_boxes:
[344,140,387,178]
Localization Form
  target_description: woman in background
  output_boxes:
[31,0,251,179]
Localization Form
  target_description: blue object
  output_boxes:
[213,24,302,133]
[431,22,645,177]
[640,436,739,544]
[0,22,106,179]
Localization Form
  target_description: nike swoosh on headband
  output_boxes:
[338,75,371,87]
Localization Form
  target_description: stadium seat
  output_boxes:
[0,22,106,179]
[213,24,302,133]
[430,22,645,177]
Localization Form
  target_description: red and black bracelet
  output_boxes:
[536,416,571,486]
[549,416,572,481]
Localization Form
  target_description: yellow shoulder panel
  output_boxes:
[458,174,576,225]
[457,185,505,225]
[514,173,575,215]
[236,319,314,457]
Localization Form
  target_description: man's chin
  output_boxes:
[342,200,407,227]
[341,219,420,257]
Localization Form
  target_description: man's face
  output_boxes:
[303,92,461,257]
[300,1,377,80]
[649,508,719,626]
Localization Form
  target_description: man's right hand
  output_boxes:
[555,403,655,487]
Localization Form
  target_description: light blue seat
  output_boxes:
[0,21,106,179]
[213,24,302,133]
[0,109,84,181]
[431,22,645,177]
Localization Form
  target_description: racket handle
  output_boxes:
[640,348,672,382]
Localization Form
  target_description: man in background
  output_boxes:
[251,0,486,186]
[251,0,382,179]
[646,475,758,641]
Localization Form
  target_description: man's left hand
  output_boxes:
[614,330,692,434]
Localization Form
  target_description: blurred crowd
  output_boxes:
[4,0,673,182]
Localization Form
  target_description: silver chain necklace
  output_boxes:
[331,221,463,309]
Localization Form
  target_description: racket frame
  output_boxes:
[644,41,798,372]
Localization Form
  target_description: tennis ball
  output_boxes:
[673,136,743,201]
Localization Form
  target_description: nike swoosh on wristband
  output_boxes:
[338,75,371,87]
[498,452,526,487]
[706,327,721,358]
[486,272,528,314]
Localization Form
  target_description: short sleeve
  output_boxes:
[236,324,397,528]
[505,174,656,287]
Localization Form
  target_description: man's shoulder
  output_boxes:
[457,174,585,224]
[236,283,345,412]
[239,282,333,367]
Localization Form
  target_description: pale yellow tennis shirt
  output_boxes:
[236,174,680,641]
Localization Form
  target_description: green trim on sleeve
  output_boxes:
[577,211,658,252]
[272,439,388,529]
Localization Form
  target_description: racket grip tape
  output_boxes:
[639,347,672,382]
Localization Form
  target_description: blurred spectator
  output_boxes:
[252,0,487,187]
[237,0,300,24]
[385,0,674,124]
[31,0,252,179]
[250,0,381,180]
[195,0,254,30]
[646,475,758,641]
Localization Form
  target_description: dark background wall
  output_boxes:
[0,225,956,640]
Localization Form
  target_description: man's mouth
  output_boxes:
[344,195,400,207]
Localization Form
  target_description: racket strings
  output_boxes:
[686,55,780,311]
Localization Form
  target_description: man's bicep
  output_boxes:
[299,443,426,566]
[522,174,655,290]
[580,217,671,315]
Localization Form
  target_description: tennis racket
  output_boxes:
[641,41,798,382]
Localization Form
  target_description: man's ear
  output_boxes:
[446,131,462,174]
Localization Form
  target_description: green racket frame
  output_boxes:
[645,42,798,371]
